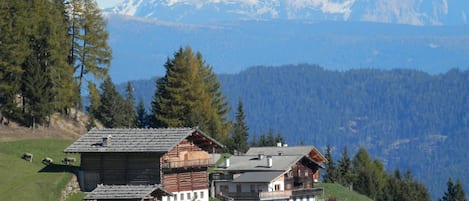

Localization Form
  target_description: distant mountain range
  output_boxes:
[105,14,469,83]
[104,0,469,26]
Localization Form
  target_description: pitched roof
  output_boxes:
[219,155,303,171]
[246,146,315,156]
[64,128,223,153]
[84,185,170,200]
[232,171,284,183]
[246,146,327,164]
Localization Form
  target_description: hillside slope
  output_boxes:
[0,139,79,201]
[125,65,469,200]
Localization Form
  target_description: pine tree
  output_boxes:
[123,82,136,128]
[151,46,230,141]
[337,146,353,187]
[324,145,337,183]
[440,177,467,201]
[229,99,249,153]
[135,98,148,128]
[95,76,126,128]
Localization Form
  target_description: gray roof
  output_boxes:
[232,171,284,183]
[64,128,222,153]
[219,155,303,172]
[245,146,315,156]
[84,185,170,200]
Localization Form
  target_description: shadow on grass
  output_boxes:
[38,164,80,176]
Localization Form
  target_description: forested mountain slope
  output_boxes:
[125,64,469,200]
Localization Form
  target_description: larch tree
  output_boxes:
[67,0,112,111]
[151,46,230,141]
[337,145,353,187]
[0,0,31,122]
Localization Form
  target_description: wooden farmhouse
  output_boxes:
[64,128,223,201]
[211,144,327,201]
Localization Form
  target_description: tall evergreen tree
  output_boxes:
[0,1,31,122]
[67,0,112,112]
[229,99,249,153]
[324,145,337,183]
[135,98,148,128]
[337,146,353,187]
[123,82,136,128]
[151,46,230,140]
[95,76,126,128]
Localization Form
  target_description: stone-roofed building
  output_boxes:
[211,143,327,201]
[65,128,223,201]
[83,185,170,201]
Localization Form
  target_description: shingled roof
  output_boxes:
[64,128,223,153]
[83,184,170,200]
[246,146,327,164]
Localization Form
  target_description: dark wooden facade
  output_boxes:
[80,152,163,191]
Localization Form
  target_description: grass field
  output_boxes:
[316,182,374,201]
[0,139,80,201]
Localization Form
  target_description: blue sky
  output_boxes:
[96,0,124,8]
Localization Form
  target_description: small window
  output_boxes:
[180,193,184,200]
[194,192,198,198]
[236,184,242,192]
[274,184,281,191]
[250,184,256,192]
[200,191,204,198]
[187,193,191,200]
[174,194,178,201]
[305,170,308,176]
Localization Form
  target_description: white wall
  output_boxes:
[162,189,209,201]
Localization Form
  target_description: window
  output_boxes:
[180,193,184,200]
[250,184,256,192]
[305,170,308,176]
[194,192,198,198]
[200,191,204,198]
[236,184,242,192]
[174,194,178,201]
[187,193,191,200]
[274,184,281,191]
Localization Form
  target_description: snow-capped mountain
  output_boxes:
[104,0,469,26]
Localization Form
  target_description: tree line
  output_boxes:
[0,0,110,127]
[323,145,466,201]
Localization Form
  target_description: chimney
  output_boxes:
[276,142,282,147]
[224,158,230,168]
[258,153,265,160]
[102,135,112,147]
[267,155,272,168]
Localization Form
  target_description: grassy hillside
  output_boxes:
[0,139,80,201]
[316,183,374,201]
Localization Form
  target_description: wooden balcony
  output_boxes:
[223,188,323,201]
[292,188,324,197]
[161,158,215,169]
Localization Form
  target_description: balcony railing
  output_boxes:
[259,190,292,200]
[161,158,214,169]
[210,174,234,181]
[292,188,324,197]
[223,188,323,201]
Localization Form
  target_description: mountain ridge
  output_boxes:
[103,0,469,26]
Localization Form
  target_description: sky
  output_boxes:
[95,0,125,8]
